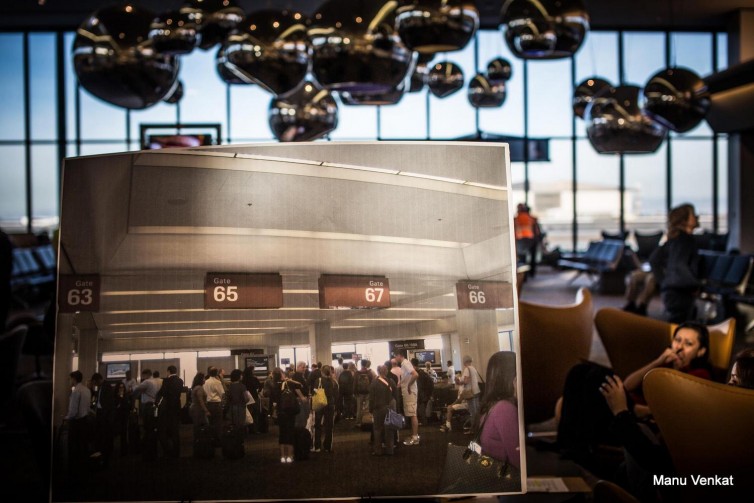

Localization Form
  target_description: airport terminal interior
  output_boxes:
[2,1,754,502]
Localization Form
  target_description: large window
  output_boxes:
[0,28,729,244]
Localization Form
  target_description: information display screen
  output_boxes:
[318,274,391,309]
[204,273,283,309]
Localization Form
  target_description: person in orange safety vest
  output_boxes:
[514,203,542,277]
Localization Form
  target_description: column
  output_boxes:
[454,310,500,378]
[309,321,332,368]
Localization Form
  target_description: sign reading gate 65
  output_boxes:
[58,275,101,313]
[204,273,283,309]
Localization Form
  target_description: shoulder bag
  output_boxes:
[384,407,405,430]
[312,378,328,411]
[438,412,522,495]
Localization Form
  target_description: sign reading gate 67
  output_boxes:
[318,275,391,309]
[59,275,101,313]
[204,273,283,309]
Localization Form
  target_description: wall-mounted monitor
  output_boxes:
[245,356,269,372]
[413,350,437,364]
[105,362,131,380]
[139,123,221,150]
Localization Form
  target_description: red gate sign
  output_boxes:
[455,281,514,310]
[204,273,283,309]
[59,275,101,313]
[318,275,391,309]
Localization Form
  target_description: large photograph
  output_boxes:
[50,141,524,501]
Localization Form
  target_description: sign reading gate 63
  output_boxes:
[58,275,101,313]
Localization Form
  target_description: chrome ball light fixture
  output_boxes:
[573,77,612,119]
[468,74,506,108]
[309,0,413,94]
[163,80,185,104]
[339,83,406,106]
[487,57,513,82]
[395,0,479,54]
[586,85,667,154]
[73,4,180,109]
[188,0,245,50]
[643,67,710,133]
[149,6,201,55]
[215,42,248,84]
[427,61,464,98]
[500,0,589,60]
[269,81,339,142]
[224,10,310,96]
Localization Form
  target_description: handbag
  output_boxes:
[245,406,254,425]
[438,412,522,495]
[312,378,328,411]
[384,408,405,430]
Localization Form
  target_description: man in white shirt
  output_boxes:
[203,366,225,444]
[459,355,481,429]
[446,360,456,384]
[132,369,161,453]
[65,370,92,469]
[394,353,420,446]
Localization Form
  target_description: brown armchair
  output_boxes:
[595,307,736,382]
[643,368,754,502]
[519,287,594,426]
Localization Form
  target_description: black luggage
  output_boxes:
[293,427,312,461]
[257,407,269,433]
[221,424,244,460]
[450,409,470,432]
[194,424,214,459]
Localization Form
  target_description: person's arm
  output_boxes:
[407,369,418,393]
[65,388,80,420]
[488,403,521,467]
[623,348,679,392]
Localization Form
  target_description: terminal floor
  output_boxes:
[53,417,478,501]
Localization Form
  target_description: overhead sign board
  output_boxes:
[318,275,391,309]
[58,274,100,313]
[455,280,514,310]
[204,273,283,309]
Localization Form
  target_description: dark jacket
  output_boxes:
[369,377,395,413]
[649,232,701,290]
[157,374,184,412]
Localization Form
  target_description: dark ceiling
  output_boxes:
[1,0,753,32]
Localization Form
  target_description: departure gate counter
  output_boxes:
[51,141,525,501]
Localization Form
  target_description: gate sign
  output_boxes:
[455,280,514,310]
[204,273,283,309]
[59,275,101,313]
[318,275,391,309]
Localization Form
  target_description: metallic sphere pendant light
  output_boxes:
[468,73,506,108]
[487,57,513,82]
[427,61,464,98]
[269,81,339,142]
[586,85,667,154]
[643,67,709,133]
[148,6,201,55]
[163,80,185,104]
[309,0,413,94]
[215,42,249,84]
[395,0,479,54]
[500,0,589,60]
[73,4,180,109]
[224,10,310,96]
[188,0,245,50]
[573,77,612,119]
[339,83,406,106]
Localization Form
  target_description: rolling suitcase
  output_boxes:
[221,424,244,460]
[193,424,214,459]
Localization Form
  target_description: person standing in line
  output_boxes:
[131,369,159,453]
[189,372,210,439]
[227,369,247,429]
[203,367,225,446]
[649,203,702,323]
[355,360,374,427]
[369,365,396,456]
[313,365,338,453]
[338,363,355,419]
[90,373,115,466]
[156,365,184,457]
[334,358,344,380]
[64,370,92,474]
[514,203,542,277]
[242,365,262,432]
[394,353,420,446]
[458,355,482,431]
[446,360,456,384]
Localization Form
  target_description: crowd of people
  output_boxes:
[61,352,523,476]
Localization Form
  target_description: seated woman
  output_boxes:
[558,322,711,461]
[728,347,754,389]
[475,351,520,471]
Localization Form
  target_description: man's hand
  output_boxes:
[599,374,629,416]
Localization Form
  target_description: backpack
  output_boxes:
[280,382,300,415]
[418,369,434,397]
[338,371,354,394]
[356,371,371,395]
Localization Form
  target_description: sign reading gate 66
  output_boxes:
[204,273,283,309]
[58,275,101,313]
[455,280,514,310]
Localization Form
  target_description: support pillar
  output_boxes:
[309,321,332,368]
[454,310,500,378]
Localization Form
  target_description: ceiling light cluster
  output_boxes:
[72,1,593,141]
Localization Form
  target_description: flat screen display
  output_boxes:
[105,362,130,379]
[414,350,436,364]
[245,356,268,372]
